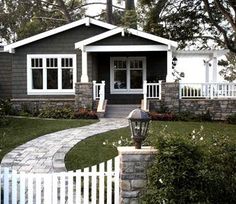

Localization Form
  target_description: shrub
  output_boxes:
[227,113,236,124]
[142,128,236,203]
[0,99,10,126]
[38,106,74,119]
[175,110,212,122]
[74,108,98,119]
[149,112,176,121]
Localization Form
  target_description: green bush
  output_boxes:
[175,110,212,122]
[143,128,236,203]
[38,106,74,119]
[227,113,236,124]
[0,99,10,126]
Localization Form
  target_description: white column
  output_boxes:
[81,50,89,82]
[166,45,173,82]
[204,61,210,83]
[212,52,218,82]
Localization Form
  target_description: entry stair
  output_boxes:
[105,104,140,118]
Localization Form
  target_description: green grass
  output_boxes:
[0,117,97,162]
[65,121,236,170]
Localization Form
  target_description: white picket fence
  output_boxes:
[93,81,105,102]
[180,82,236,99]
[143,80,162,111]
[0,156,119,204]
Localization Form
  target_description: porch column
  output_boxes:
[204,61,210,83]
[166,45,173,82]
[212,52,218,82]
[81,50,89,82]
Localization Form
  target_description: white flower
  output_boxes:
[192,130,196,134]
[200,137,203,141]
[159,178,163,184]
[103,142,106,145]
[192,135,196,140]
[118,140,122,145]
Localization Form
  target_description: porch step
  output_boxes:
[105,104,140,118]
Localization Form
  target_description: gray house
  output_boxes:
[1,18,177,110]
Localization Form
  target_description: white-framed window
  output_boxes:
[110,57,146,94]
[27,54,76,95]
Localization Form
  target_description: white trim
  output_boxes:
[75,27,178,49]
[175,50,229,57]
[81,51,89,82]
[4,18,116,52]
[84,45,168,52]
[110,57,146,94]
[27,54,77,95]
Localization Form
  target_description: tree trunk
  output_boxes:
[125,0,135,10]
[106,0,113,24]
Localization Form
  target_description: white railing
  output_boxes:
[93,80,105,101]
[180,83,236,99]
[0,156,119,204]
[143,80,162,111]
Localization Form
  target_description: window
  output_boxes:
[110,57,146,94]
[27,54,76,95]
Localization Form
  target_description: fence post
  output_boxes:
[118,147,157,204]
[100,81,105,101]
[143,80,147,111]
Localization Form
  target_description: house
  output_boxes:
[1,17,235,119]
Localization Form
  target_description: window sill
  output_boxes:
[27,90,75,95]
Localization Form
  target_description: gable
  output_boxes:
[4,18,116,53]
[90,33,164,46]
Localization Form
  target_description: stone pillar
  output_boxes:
[75,82,93,109]
[118,146,157,204]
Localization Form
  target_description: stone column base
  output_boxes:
[118,146,157,204]
[75,82,93,109]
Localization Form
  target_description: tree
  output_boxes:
[219,52,236,82]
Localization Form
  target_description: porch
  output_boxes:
[91,81,236,120]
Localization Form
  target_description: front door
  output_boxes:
[110,57,146,94]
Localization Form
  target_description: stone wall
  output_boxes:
[149,82,236,120]
[118,147,157,204]
[11,98,75,113]
[75,82,93,109]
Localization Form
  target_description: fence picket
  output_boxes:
[84,167,89,204]
[4,168,9,204]
[0,156,120,204]
[91,165,97,204]
[107,159,112,204]
[0,167,1,203]
[11,170,17,204]
[76,169,82,204]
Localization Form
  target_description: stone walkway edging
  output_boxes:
[1,119,128,173]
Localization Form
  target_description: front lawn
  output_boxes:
[65,121,236,170]
[0,117,97,162]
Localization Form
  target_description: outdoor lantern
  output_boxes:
[127,108,150,149]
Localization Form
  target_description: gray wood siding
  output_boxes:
[91,34,164,46]
[95,52,167,104]
[12,25,108,98]
[0,53,12,98]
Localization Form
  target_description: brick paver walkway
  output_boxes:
[1,119,128,173]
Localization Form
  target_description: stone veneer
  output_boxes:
[75,82,93,109]
[11,98,75,112]
[118,146,157,204]
[149,82,236,120]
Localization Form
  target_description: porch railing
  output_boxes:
[179,82,236,99]
[93,80,105,101]
[143,80,162,111]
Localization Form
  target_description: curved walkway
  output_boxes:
[1,119,128,173]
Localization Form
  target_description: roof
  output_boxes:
[4,17,116,53]
[75,27,178,49]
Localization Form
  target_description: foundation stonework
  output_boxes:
[118,147,157,204]
[75,82,93,109]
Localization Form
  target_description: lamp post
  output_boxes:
[127,108,150,149]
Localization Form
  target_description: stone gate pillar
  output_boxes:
[118,146,157,204]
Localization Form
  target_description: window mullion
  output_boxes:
[58,57,62,90]
[43,57,47,91]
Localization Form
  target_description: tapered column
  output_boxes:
[81,50,89,82]
[166,45,173,82]
[212,53,218,82]
[205,61,210,83]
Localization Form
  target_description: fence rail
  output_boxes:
[180,83,236,99]
[143,80,162,111]
[0,156,119,204]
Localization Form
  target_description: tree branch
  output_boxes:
[214,0,236,31]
